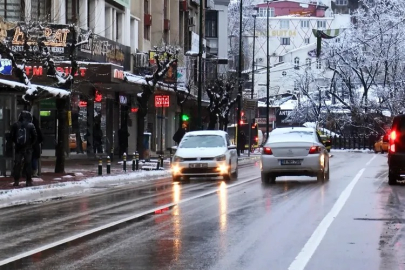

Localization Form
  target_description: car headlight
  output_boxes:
[215,154,226,161]
[173,155,183,162]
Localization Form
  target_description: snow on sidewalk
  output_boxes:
[0,170,171,208]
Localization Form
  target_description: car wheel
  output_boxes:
[325,162,330,181]
[388,172,397,185]
[261,172,270,184]
[172,175,181,182]
[231,165,238,179]
[317,169,326,183]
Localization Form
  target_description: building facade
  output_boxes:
[248,0,351,98]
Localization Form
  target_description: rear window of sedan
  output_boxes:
[179,135,226,148]
[269,130,315,142]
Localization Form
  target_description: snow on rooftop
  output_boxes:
[0,79,70,99]
[185,130,227,136]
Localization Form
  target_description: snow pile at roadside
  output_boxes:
[331,149,373,153]
[0,170,171,208]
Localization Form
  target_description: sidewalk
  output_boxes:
[0,155,260,190]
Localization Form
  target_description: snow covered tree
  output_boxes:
[125,46,179,159]
[206,76,241,130]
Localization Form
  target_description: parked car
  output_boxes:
[171,130,238,182]
[387,115,405,185]
[260,127,330,184]
[69,134,87,152]
[374,134,389,153]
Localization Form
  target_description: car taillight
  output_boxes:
[390,144,396,153]
[263,147,273,155]
[309,146,321,154]
[255,136,258,142]
[390,130,397,141]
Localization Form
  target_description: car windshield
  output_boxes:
[269,130,314,142]
[179,135,225,148]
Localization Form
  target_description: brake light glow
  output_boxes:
[390,130,397,141]
[263,147,273,155]
[309,146,321,154]
[255,136,259,142]
[390,144,396,153]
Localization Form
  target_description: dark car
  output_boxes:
[387,115,405,185]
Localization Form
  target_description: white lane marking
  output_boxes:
[0,175,259,266]
[365,154,377,166]
[288,155,373,270]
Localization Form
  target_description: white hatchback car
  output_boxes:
[260,127,330,184]
[171,130,238,181]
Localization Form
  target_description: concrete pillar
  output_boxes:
[123,7,131,46]
[105,7,113,40]
[86,96,94,157]
[106,98,114,157]
[79,0,88,29]
[24,0,31,21]
[90,0,105,36]
[52,0,66,24]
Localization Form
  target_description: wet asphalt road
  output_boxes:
[0,152,404,270]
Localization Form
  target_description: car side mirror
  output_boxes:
[228,145,237,150]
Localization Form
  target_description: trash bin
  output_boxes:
[143,132,151,161]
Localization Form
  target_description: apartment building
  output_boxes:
[249,0,351,98]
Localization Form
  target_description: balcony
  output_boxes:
[144,14,152,26]
[164,19,170,31]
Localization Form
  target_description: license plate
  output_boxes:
[280,159,302,165]
[189,163,208,168]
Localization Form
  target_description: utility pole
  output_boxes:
[266,0,270,139]
[251,12,257,99]
[236,0,243,157]
[197,0,204,130]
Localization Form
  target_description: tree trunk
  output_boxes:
[208,112,217,130]
[55,98,67,173]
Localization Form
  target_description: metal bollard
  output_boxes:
[110,147,114,162]
[160,155,164,169]
[106,156,111,174]
[135,151,139,170]
[98,157,102,176]
[123,152,127,172]
[132,152,136,171]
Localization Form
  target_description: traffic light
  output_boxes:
[181,114,189,121]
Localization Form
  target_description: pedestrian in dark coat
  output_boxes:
[173,123,187,144]
[239,131,247,154]
[31,116,43,177]
[10,111,38,187]
[118,128,130,158]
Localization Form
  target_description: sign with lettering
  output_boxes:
[155,95,170,108]
[113,69,124,80]
[0,59,12,75]
[276,109,293,127]
[119,95,127,104]
[6,24,131,69]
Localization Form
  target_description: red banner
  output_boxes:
[155,95,170,107]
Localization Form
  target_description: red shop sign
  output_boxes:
[155,95,170,107]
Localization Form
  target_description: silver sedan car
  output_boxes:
[260,127,330,184]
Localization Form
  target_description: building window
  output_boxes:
[304,38,310,44]
[317,20,326,28]
[336,0,348,5]
[306,58,311,68]
[205,11,218,38]
[294,57,299,69]
[294,81,299,91]
[280,20,289,29]
[316,58,322,69]
[0,0,23,21]
[301,20,309,28]
[258,7,274,18]
[66,0,79,24]
[279,56,283,62]
[282,71,287,76]
[164,0,168,19]
[31,0,52,21]
[281,38,290,45]
[115,11,123,42]
[130,17,137,52]
[144,0,150,40]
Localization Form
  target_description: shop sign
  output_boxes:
[119,95,127,104]
[155,95,170,107]
[6,24,131,69]
[0,59,12,75]
[113,69,125,80]
[79,101,87,107]
[22,65,87,77]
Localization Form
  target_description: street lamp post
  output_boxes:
[266,0,270,139]
[197,0,204,130]
[236,0,243,157]
[251,10,257,99]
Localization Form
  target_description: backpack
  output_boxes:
[16,122,27,146]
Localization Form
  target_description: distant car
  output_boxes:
[171,130,238,181]
[319,134,331,152]
[374,135,389,153]
[388,115,405,185]
[260,127,330,184]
